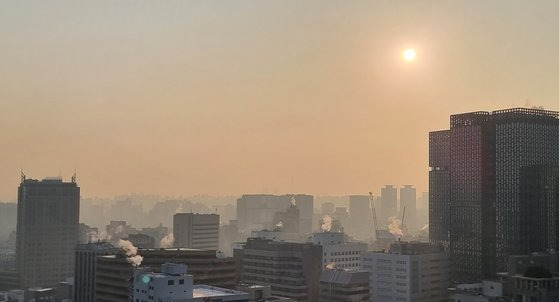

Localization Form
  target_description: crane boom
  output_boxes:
[369,192,378,232]
[401,206,406,237]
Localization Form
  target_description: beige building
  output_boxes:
[174,213,220,250]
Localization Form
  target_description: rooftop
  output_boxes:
[192,285,248,298]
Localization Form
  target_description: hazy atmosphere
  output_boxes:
[2,1,559,199]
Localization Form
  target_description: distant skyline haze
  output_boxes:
[2,1,559,200]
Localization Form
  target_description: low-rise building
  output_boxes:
[311,232,367,270]
[362,241,450,302]
[319,269,369,302]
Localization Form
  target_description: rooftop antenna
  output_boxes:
[20,169,26,183]
[400,206,406,241]
[71,170,77,183]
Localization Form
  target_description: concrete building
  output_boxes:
[125,233,155,249]
[236,194,313,236]
[449,280,505,302]
[311,232,367,270]
[74,242,118,302]
[399,186,416,228]
[236,238,322,301]
[96,248,236,302]
[133,263,250,302]
[319,269,370,302]
[174,213,220,250]
[380,186,397,227]
[272,205,300,234]
[348,195,372,241]
[429,108,559,282]
[362,241,450,302]
[236,284,294,302]
[16,176,80,288]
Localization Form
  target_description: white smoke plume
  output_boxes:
[88,230,110,242]
[115,225,125,235]
[321,215,332,232]
[118,239,143,267]
[325,262,336,270]
[160,233,175,248]
[275,221,284,230]
[387,216,404,237]
[290,196,296,207]
[176,203,183,214]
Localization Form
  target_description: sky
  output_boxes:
[1,1,559,200]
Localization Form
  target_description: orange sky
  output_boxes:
[1,1,559,200]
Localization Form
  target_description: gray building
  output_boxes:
[174,213,220,250]
[16,176,80,288]
[429,108,559,282]
[235,238,322,302]
[399,185,416,228]
[348,195,372,240]
[74,242,118,302]
[380,185,397,226]
[319,269,370,302]
[236,194,313,235]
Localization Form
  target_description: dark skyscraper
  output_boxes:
[429,108,559,282]
[74,242,118,302]
[16,175,80,288]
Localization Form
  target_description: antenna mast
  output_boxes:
[369,192,378,233]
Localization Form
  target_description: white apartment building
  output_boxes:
[312,232,367,270]
[362,241,450,302]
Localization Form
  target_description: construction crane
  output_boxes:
[400,205,406,239]
[369,192,378,233]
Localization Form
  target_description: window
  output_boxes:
[168,280,174,285]
[179,279,184,285]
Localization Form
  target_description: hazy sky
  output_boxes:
[1,1,559,200]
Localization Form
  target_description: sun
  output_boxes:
[403,49,416,62]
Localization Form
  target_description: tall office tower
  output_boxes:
[16,176,80,288]
[362,241,450,302]
[173,213,220,250]
[319,270,370,302]
[236,238,322,301]
[74,242,118,302]
[311,232,367,270]
[96,248,236,302]
[236,194,313,235]
[399,185,417,228]
[429,108,559,282]
[380,185,397,226]
[348,195,372,240]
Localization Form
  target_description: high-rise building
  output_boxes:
[362,241,450,302]
[236,194,313,235]
[399,185,416,228]
[174,213,220,250]
[319,269,370,302]
[429,108,559,282]
[16,176,80,288]
[380,185,397,226]
[348,195,372,240]
[272,204,300,234]
[235,238,322,301]
[74,242,118,302]
[311,232,367,270]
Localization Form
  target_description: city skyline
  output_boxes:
[3,1,559,199]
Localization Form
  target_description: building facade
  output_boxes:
[236,238,322,301]
[74,242,118,302]
[96,248,236,302]
[311,232,367,270]
[380,186,397,227]
[16,176,80,288]
[174,213,220,250]
[429,108,559,282]
[319,269,370,302]
[362,241,450,302]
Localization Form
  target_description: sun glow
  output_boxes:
[403,49,416,62]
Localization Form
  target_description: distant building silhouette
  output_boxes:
[16,176,80,288]
[173,213,219,250]
[399,185,417,229]
[429,108,559,282]
[380,185,397,226]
